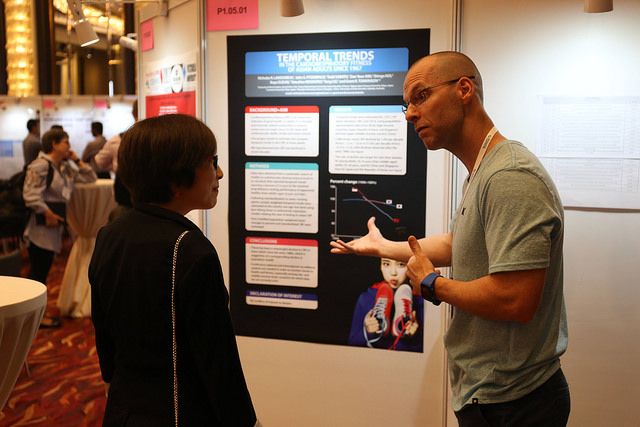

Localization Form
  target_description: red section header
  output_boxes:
[245,106,319,114]
[246,237,318,247]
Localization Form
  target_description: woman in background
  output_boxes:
[89,114,258,426]
[23,128,97,328]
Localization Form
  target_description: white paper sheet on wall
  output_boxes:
[536,96,640,210]
[0,97,41,179]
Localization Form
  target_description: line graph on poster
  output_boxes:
[330,182,410,241]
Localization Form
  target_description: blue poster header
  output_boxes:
[246,47,409,75]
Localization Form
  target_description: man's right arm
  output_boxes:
[330,216,453,266]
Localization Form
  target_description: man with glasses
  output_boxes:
[331,51,569,426]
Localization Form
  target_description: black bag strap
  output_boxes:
[45,160,54,189]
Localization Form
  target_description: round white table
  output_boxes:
[0,276,47,411]
[57,179,116,318]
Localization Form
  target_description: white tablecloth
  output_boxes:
[57,179,116,318]
[0,276,47,411]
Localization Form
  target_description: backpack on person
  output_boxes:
[0,162,54,238]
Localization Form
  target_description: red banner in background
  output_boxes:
[145,91,196,118]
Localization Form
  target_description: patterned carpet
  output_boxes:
[0,236,107,426]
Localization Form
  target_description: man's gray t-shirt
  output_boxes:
[22,133,41,165]
[446,140,567,411]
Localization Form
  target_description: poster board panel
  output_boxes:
[228,29,430,352]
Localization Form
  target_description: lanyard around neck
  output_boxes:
[451,125,498,242]
[449,126,498,280]
[457,126,498,213]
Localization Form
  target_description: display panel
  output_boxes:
[228,30,429,351]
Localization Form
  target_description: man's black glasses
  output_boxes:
[402,76,475,114]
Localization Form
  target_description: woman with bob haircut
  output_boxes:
[89,114,259,426]
[23,128,97,328]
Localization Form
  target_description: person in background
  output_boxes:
[22,119,41,166]
[82,121,110,178]
[23,128,97,328]
[89,114,259,426]
[94,100,138,220]
[331,51,569,426]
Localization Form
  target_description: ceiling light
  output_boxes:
[281,0,304,17]
[66,0,99,46]
[584,0,613,13]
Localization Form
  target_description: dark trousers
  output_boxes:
[455,368,570,427]
[28,242,55,286]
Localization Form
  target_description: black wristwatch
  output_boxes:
[421,272,442,306]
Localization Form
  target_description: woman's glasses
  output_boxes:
[207,155,219,171]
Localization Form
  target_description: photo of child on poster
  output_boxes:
[348,257,424,352]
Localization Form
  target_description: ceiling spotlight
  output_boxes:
[66,0,99,47]
[281,0,304,17]
[584,0,613,13]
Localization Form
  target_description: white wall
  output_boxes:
[462,1,640,426]
[204,0,456,425]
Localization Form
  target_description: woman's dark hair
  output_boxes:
[118,114,217,204]
[41,129,69,153]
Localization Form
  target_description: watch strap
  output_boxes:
[421,272,442,306]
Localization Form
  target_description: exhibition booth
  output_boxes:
[134,1,639,426]
[0,0,638,425]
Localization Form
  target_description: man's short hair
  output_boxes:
[91,121,103,135]
[27,119,39,132]
[118,114,217,204]
[42,129,69,153]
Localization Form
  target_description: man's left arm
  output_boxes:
[407,167,560,323]
[407,253,545,323]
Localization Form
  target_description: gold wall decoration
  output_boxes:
[4,0,35,97]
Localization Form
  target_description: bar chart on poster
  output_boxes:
[329,180,407,241]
